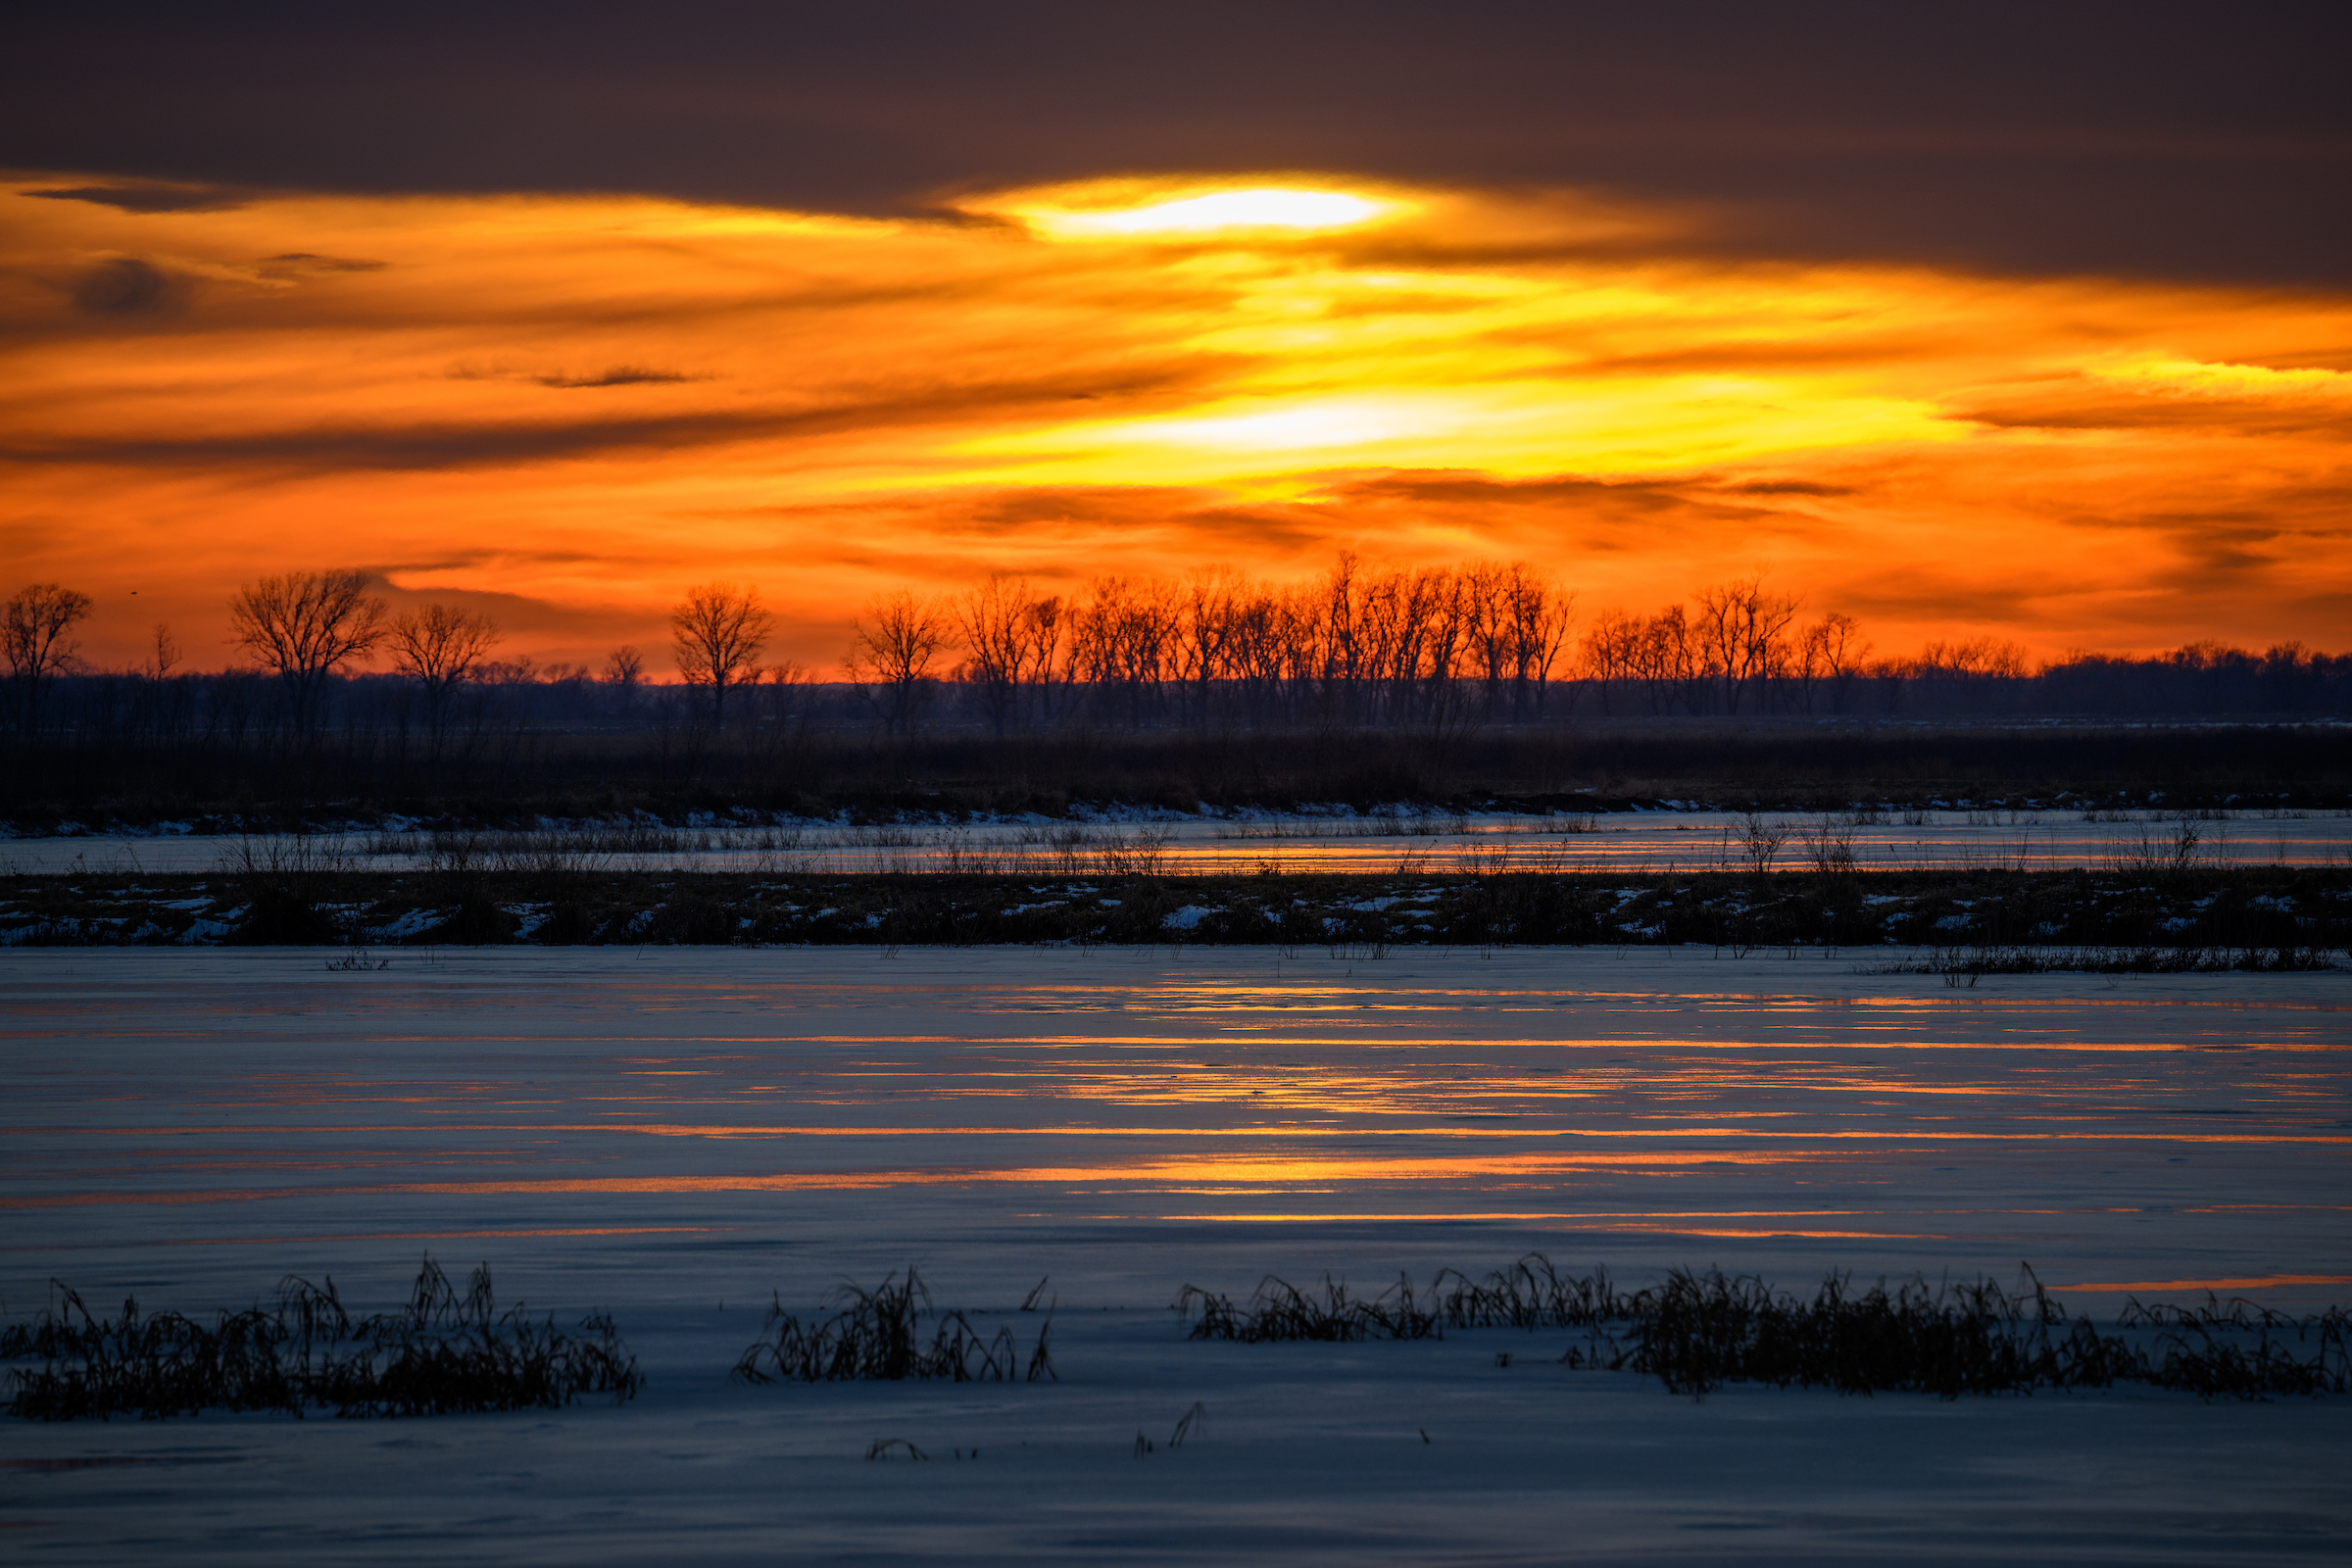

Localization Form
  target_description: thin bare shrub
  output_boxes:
[1731,810,1791,875]
[1799,818,1859,878]
[218,832,356,943]
[2108,818,2216,879]
[1095,827,1173,878]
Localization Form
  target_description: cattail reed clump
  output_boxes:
[1174,1274,1444,1343]
[1177,1255,2352,1401]
[731,1270,1054,1385]
[1,1256,642,1421]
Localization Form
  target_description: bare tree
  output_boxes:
[849,590,949,736]
[1696,575,1800,715]
[1022,591,1067,725]
[145,622,180,682]
[4,582,94,733]
[1505,564,1575,719]
[956,575,1039,738]
[1919,636,2032,681]
[1816,612,1871,713]
[1629,604,1709,715]
[604,645,645,687]
[1579,607,1641,715]
[670,584,773,729]
[619,554,1898,737]
[388,604,503,747]
[742,660,816,759]
[1068,576,1180,727]
[1177,568,1243,729]
[227,569,386,738]
[1872,654,1915,715]
[1797,612,1870,713]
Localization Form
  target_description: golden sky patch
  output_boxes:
[3,172,2347,671]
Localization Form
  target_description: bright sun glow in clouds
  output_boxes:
[1007,184,1394,238]
[3,171,2348,670]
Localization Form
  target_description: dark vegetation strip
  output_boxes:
[731,1270,1055,1385]
[4,866,2346,961]
[1176,1258,2352,1400]
[8,723,2350,831]
[0,1257,641,1421]
[12,1257,2341,1415]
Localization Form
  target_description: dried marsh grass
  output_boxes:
[731,1270,1055,1385]
[1176,1274,1443,1344]
[1,1256,641,1420]
[1178,1256,2351,1400]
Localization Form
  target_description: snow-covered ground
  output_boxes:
[3,948,2348,1562]
[5,807,2349,876]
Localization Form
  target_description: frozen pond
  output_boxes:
[7,806,2350,877]
[3,948,2349,1562]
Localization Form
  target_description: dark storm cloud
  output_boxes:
[27,181,246,214]
[1959,394,2352,438]
[1725,481,1860,497]
[1836,581,2040,626]
[1340,471,1795,527]
[0,368,1206,473]
[534,366,702,388]
[6,2,2346,284]
[365,573,650,636]
[261,253,387,271]
[72,257,182,316]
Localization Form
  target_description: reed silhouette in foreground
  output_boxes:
[1,1256,641,1420]
[731,1270,1055,1385]
[1177,1257,2351,1400]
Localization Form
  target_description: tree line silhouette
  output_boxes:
[4,560,2347,753]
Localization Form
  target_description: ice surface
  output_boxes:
[3,947,2348,1562]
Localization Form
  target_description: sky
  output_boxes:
[4,2,2348,675]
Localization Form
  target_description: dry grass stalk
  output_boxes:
[2,1256,640,1420]
[730,1269,1055,1385]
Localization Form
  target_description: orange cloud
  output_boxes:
[3,172,2346,671]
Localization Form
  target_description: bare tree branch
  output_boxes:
[388,604,503,748]
[225,569,385,739]
[849,590,949,737]
[3,582,94,733]
[670,584,773,729]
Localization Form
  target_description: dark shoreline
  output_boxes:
[9,721,2349,834]
[6,865,2345,960]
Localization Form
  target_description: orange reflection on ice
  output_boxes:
[2046,1274,2352,1294]
[1149,1214,1941,1238]
[0,1147,1827,1208]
